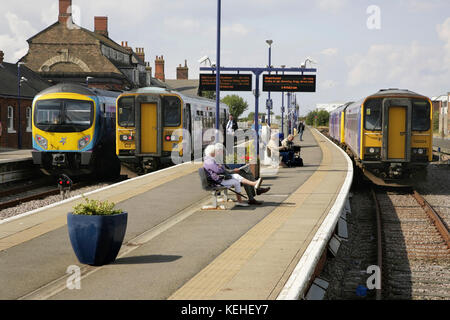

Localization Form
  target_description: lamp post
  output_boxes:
[265,40,273,126]
[17,62,25,149]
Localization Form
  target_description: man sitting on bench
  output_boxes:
[224,162,270,205]
[203,144,264,207]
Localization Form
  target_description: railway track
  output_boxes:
[0,175,129,212]
[372,188,450,300]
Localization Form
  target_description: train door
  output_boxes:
[387,106,407,160]
[140,103,158,154]
[382,99,412,162]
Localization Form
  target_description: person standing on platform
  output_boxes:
[297,121,305,141]
[224,114,238,147]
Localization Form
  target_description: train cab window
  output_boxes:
[163,96,181,127]
[65,100,92,125]
[364,98,382,131]
[118,97,135,127]
[412,99,431,131]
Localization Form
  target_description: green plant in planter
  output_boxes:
[68,197,127,266]
[73,197,122,216]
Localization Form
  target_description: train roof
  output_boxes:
[36,83,121,98]
[122,86,228,108]
[330,101,354,115]
[369,88,428,99]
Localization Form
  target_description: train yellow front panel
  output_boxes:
[388,106,406,159]
[140,103,157,154]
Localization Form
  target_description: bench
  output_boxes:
[198,168,247,209]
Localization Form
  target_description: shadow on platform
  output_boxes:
[113,254,182,265]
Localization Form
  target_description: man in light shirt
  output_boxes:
[224,114,238,147]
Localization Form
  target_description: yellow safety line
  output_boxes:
[169,131,333,300]
[0,164,201,252]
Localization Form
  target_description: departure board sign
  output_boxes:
[199,74,252,91]
[263,75,316,92]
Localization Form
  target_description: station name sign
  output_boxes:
[263,75,316,92]
[199,74,252,92]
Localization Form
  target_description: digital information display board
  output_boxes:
[263,75,316,92]
[199,74,253,92]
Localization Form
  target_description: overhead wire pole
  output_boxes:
[266,40,273,126]
[215,0,221,137]
[200,66,317,157]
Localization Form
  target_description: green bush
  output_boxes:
[306,110,330,127]
[73,197,122,216]
[433,111,439,133]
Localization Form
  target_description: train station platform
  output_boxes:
[0,128,352,300]
[0,149,32,164]
[434,136,450,154]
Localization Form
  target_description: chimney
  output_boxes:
[155,55,165,82]
[0,51,4,65]
[122,41,133,53]
[176,60,189,80]
[145,61,152,74]
[135,48,145,64]
[94,16,108,38]
[59,0,72,25]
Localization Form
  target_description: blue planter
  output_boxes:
[67,212,128,266]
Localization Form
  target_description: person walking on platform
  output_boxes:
[203,144,263,207]
[297,121,305,141]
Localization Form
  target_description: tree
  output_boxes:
[221,95,248,119]
[201,91,216,100]
[305,109,330,127]
[247,112,266,122]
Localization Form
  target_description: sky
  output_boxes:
[1,0,449,117]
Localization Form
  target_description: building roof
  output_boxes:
[0,62,50,99]
[316,102,346,113]
[431,95,448,102]
[164,79,199,96]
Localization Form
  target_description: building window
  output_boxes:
[8,106,16,133]
[26,107,32,132]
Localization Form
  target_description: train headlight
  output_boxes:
[369,148,375,154]
[418,148,424,155]
[120,134,134,142]
[78,136,91,150]
[36,135,48,150]
[165,135,179,142]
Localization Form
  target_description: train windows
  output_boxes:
[118,97,135,127]
[163,96,181,127]
[35,100,62,126]
[65,101,92,125]
[34,99,93,132]
[412,99,431,131]
[364,98,382,131]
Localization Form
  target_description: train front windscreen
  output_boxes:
[34,99,94,133]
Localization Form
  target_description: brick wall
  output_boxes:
[0,97,33,149]
[24,24,119,75]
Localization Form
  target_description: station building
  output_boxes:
[0,51,50,150]
[432,93,449,137]
[19,0,163,91]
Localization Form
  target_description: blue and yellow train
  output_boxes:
[31,83,121,179]
[329,89,433,186]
